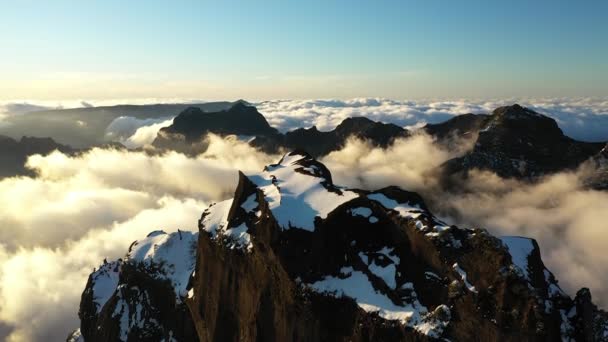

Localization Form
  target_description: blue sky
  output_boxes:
[0,0,606,100]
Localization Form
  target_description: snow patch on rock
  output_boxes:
[307,266,449,337]
[248,152,358,231]
[453,263,477,293]
[91,260,121,314]
[127,230,198,301]
[501,236,534,281]
[367,193,422,219]
[201,199,253,251]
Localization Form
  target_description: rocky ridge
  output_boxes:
[250,116,409,157]
[0,135,75,178]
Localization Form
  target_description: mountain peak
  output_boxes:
[153,104,277,149]
[228,100,254,112]
[491,104,543,119]
[485,104,561,135]
[435,104,607,178]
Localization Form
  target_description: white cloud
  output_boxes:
[0,136,279,342]
[104,116,174,148]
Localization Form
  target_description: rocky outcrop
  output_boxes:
[424,113,489,142]
[440,104,604,180]
[152,102,278,153]
[74,151,608,341]
[585,144,608,190]
[0,135,74,178]
[251,117,409,157]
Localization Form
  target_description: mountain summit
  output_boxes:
[441,104,604,179]
[71,151,608,341]
[152,103,278,152]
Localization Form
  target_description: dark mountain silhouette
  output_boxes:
[154,103,276,140]
[152,104,409,157]
[424,113,490,141]
[151,102,278,154]
[439,104,604,180]
[72,151,608,341]
[251,116,409,157]
[0,101,240,147]
[0,135,75,178]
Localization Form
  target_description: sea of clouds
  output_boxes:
[0,98,606,341]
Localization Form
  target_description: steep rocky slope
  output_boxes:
[440,104,604,180]
[72,151,608,341]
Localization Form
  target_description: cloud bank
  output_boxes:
[0,135,278,342]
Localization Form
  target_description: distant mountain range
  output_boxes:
[0,135,75,178]
[3,102,607,189]
[0,101,240,147]
[439,104,604,179]
[150,102,607,189]
[70,151,608,341]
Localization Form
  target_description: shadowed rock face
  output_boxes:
[151,102,278,153]
[424,113,490,142]
[439,104,605,180]
[251,116,409,157]
[0,135,74,178]
[74,151,607,342]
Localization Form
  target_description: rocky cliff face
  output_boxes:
[73,151,607,341]
[440,104,604,180]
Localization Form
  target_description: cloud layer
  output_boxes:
[104,116,173,148]
[0,135,278,342]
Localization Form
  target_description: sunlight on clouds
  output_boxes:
[0,136,279,342]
